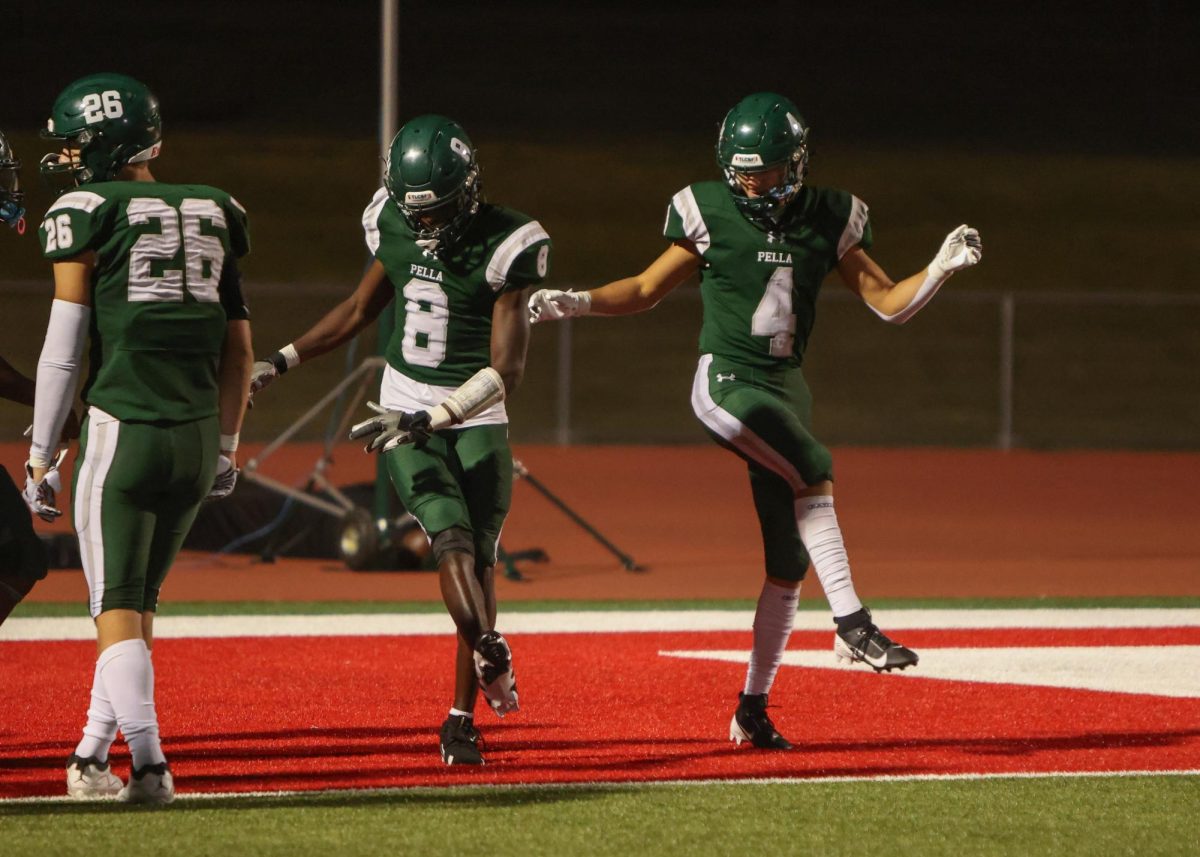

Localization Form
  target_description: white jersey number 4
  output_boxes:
[751,266,796,357]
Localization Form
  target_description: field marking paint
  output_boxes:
[2,768,1197,805]
[4,608,1200,642]
[660,646,1200,699]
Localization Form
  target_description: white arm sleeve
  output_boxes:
[427,367,506,430]
[865,269,947,325]
[29,299,89,466]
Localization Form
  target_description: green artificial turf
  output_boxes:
[2,775,1197,857]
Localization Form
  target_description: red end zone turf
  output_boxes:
[3,629,1200,798]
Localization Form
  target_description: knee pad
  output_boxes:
[432,527,475,567]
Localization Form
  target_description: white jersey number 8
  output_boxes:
[401,278,450,368]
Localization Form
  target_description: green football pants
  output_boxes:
[0,465,48,622]
[384,423,512,567]
[72,408,218,617]
[690,354,835,582]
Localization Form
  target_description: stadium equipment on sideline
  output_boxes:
[513,459,645,572]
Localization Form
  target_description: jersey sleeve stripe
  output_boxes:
[361,187,390,256]
[671,187,711,255]
[836,195,869,259]
[227,196,247,215]
[485,221,550,291]
[46,190,106,215]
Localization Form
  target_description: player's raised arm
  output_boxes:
[838,225,982,325]
[249,259,395,396]
[527,241,702,323]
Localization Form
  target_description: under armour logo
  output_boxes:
[716,373,736,382]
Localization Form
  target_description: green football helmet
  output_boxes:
[384,114,481,255]
[39,73,162,192]
[716,92,810,229]
[0,129,25,231]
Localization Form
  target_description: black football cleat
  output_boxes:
[729,692,793,750]
[834,607,919,672]
[440,714,485,766]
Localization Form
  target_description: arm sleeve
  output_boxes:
[218,257,250,320]
[485,220,551,293]
[498,239,552,293]
[362,187,390,256]
[662,187,710,254]
[224,195,251,258]
[835,193,872,259]
[29,300,89,465]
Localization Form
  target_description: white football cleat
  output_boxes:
[118,762,175,805]
[65,754,123,799]
[473,631,519,717]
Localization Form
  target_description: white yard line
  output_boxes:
[3,608,1199,642]
[1,768,1197,804]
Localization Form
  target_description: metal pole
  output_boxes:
[374,0,400,520]
[556,317,573,444]
[380,0,399,162]
[997,292,1015,450]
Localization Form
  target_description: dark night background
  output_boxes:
[6,1,1197,152]
[3,1,1199,448]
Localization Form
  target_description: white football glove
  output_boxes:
[207,455,238,500]
[928,224,983,280]
[248,359,279,397]
[348,402,432,453]
[23,450,67,522]
[527,289,592,324]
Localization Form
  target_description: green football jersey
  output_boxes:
[663,181,872,369]
[38,182,250,423]
[363,188,551,386]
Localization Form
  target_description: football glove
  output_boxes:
[348,402,433,453]
[207,455,237,501]
[527,289,591,324]
[248,359,279,398]
[23,449,68,522]
[928,225,983,281]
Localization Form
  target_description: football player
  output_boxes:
[250,115,549,766]
[1,128,57,626]
[0,128,79,626]
[1,128,26,233]
[28,74,254,802]
[529,93,981,749]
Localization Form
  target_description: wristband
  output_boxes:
[220,433,239,452]
[269,343,301,374]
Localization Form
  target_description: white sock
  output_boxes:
[449,708,473,719]
[74,659,118,761]
[796,495,863,619]
[744,580,800,696]
[97,638,166,770]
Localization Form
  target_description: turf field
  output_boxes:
[3,600,1198,855]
